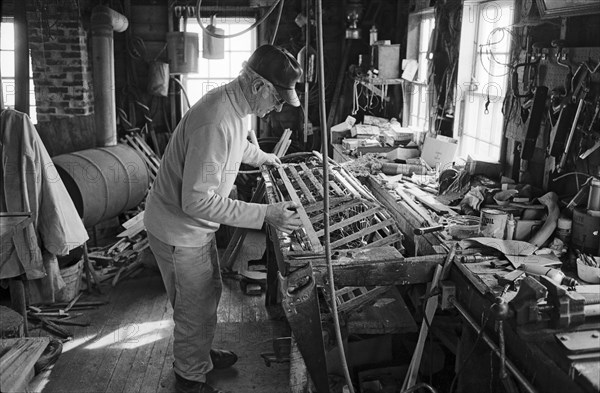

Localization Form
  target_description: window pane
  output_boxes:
[2,79,15,106]
[1,50,15,77]
[184,17,255,131]
[0,21,14,50]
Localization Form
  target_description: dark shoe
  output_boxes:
[210,349,238,369]
[174,373,224,393]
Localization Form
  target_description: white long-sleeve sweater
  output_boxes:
[144,79,270,246]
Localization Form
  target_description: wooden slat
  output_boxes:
[287,165,316,204]
[315,206,382,237]
[335,286,389,314]
[315,167,345,196]
[357,232,403,250]
[299,163,324,198]
[330,217,395,249]
[277,167,323,252]
[309,199,364,224]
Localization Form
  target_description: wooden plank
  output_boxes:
[299,163,324,198]
[366,176,442,255]
[330,217,395,249]
[346,287,417,335]
[122,211,145,229]
[315,206,382,237]
[309,199,363,224]
[335,286,389,314]
[402,264,443,390]
[277,167,323,253]
[315,167,346,197]
[357,232,403,250]
[403,186,457,216]
[0,337,49,393]
[287,165,316,204]
[304,196,353,214]
[308,247,445,286]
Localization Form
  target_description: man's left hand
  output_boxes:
[262,153,282,167]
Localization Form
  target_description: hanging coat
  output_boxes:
[1,109,88,300]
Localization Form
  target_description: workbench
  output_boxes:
[313,146,600,391]
[363,163,599,393]
[264,148,599,392]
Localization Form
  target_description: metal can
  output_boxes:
[479,208,508,239]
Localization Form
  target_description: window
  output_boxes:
[184,17,256,131]
[405,12,435,131]
[455,1,514,161]
[1,18,36,123]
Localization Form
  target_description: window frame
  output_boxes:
[404,9,435,131]
[1,17,36,123]
[453,0,515,163]
[183,16,257,132]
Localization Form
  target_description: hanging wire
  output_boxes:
[270,0,285,45]
[195,0,282,39]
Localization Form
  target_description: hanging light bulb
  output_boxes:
[203,15,224,59]
[297,45,317,83]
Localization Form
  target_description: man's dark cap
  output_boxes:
[247,45,303,107]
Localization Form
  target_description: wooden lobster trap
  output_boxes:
[262,152,445,392]
[263,152,404,254]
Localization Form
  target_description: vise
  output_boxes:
[509,275,598,328]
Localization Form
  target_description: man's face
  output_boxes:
[253,80,285,118]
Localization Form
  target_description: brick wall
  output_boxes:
[26,0,95,156]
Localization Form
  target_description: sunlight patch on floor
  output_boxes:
[84,319,174,350]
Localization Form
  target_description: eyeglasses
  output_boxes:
[264,78,285,107]
[272,89,285,107]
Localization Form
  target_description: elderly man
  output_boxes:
[144,45,303,393]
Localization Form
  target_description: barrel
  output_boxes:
[53,144,150,227]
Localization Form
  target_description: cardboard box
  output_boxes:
[374,44,401,79]
[420,135,458,169]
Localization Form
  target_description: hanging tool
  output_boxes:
[556,86,589,173]
[521,85,549,161]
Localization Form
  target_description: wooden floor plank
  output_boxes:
[88,279,157,392]
[139,306,173,393]
[121,293,170,393]
[106,278,167,393]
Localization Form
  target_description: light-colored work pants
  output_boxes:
[147,231,222,383]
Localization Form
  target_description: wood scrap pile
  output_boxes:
[0,337,50,392]
[27,293,102,339]
[87,211,149,287]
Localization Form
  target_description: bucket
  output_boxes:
[167,32,199,74]
[53,144,150,227]
[572,208,600,254]
[479,208,508,239]
[56,259,83,303]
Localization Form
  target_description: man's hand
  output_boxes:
[265,201,302,234]
[262,153,282,167]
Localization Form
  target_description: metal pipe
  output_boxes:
[91,5,129,147]
[14,0,29,115]
[315,1,353,392]
[449,297,538,393]
[303,0,310,147]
